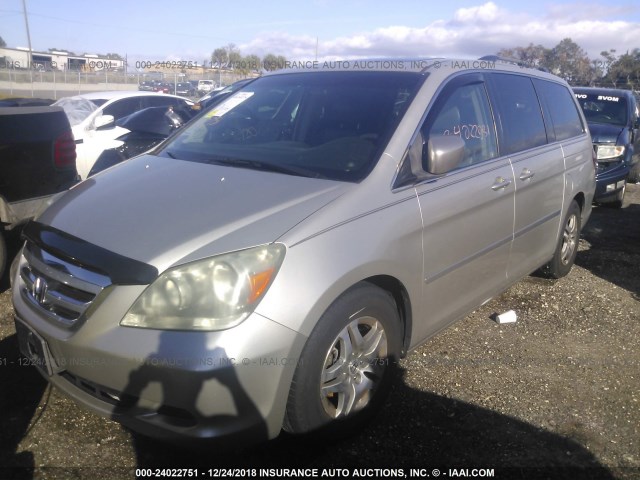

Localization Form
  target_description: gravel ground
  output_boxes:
[1,185,639,480]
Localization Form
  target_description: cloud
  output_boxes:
[239,2,640,61]
[453,2,501,23]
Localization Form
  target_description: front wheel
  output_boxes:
[541,200,581,279]
[284,282,401,435]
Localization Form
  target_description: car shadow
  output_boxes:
[113,335,270,465]
[127,367,615,479]
[0,334,49,480]
[576,201,640,297]
[0,228,24,294]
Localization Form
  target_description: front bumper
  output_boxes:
[594,160,629,203]
[12,255,306,443]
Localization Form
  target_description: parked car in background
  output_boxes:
[13,59,595,445]
[175,82,196,97]
[573,87,640,207]
[192,78,255,111]
[53,91,193,179]
[197,79,215,95]
[89,103,196,177]
[0,97,55,107]
[0,106,77,278]
[138,81,155,92]
[153,82,175,94]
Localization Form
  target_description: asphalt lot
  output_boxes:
[0,184,639,480]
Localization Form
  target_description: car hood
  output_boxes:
[587,122,624,144]
[37,154,347,273]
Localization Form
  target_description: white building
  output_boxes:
[0,47,125,71]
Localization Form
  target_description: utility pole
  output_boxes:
[22,0,34,96]
[22,0,33,69]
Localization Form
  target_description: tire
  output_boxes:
[284,282,401,435]
[541,200,581,279]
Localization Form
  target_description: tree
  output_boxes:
[262,53,280,71]
[227,43,242,68]
[604,49,640,89]
[498,38,596,85]
[0,36,6,48]
[543,38,593,85]
[241,54,261,73]
[276,55,287,68]
[211,47,228,68]
[497,43,547,68]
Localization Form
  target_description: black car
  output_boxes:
[175,82,196,97]
[89,104,196,177]
[138,80,155,92]
[153,81,175,94]
[0,97,54,107]
[574,87,640,207]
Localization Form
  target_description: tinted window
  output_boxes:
[162,72,423,182]
[423,81,497,167]
[144,96,186,108]
[103,97,143,120]
[534,80,584,141]
[491,74,547,155]
[573,91,629,127]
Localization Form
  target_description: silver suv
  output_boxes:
[12,59,595,442]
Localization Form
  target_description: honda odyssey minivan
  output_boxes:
[12,58,596,442]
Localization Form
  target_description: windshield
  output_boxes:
[575,93,628,127]
[160,71,423,182]
[52,96,100,126]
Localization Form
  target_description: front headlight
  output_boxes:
[596,145,625,160]
[121,244,285,331]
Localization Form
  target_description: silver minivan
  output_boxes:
[12,59,595,442]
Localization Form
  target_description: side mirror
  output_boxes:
[94,114,115,130]
[426,134,465,175]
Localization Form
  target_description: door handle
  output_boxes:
[519,168,535,181]
[491,177,512,191]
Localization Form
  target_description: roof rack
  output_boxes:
[478,55,549,73]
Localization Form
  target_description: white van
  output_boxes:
[197,79,215,95]
[13,58,596,443]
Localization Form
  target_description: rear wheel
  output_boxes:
[541,200,581,279]
[284,282,401,435]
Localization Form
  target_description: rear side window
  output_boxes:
[103,97,143,120]
[535,80,584,141]
[491,74,547,155]
[423,81,498,167]
[143,96,186,108]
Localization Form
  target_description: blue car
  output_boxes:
[574,87,640,208]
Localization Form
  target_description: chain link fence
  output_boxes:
[0,68,251,99]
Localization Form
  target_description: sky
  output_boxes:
[1,0,640,67]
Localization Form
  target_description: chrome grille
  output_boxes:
[19,244,111,328]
